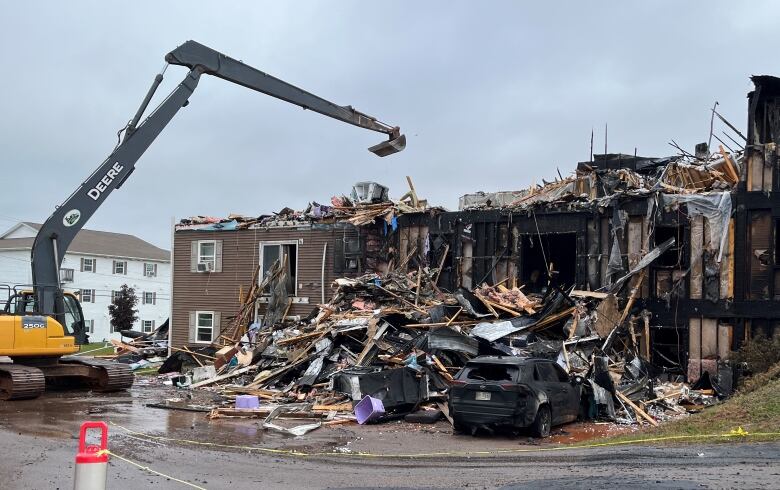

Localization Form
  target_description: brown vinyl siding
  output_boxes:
[171,224,359,348]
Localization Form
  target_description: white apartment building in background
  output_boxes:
[0,222,170,342]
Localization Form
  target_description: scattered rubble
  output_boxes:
[161,241,724,436]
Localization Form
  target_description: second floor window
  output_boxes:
[198,241,216,267]
[144,262,157,277]
[111,290,120,302]
[142,292,156,305]
[113,260,127,275]
[81,258,96,273]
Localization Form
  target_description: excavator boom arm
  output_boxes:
[166,40,401,139]
[30,41,404,339]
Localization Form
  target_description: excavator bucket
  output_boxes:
[368,134,406,157]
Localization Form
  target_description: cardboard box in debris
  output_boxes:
[150,127,749,432]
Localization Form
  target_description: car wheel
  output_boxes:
[530,405,551,438]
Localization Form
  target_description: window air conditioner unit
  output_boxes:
[196,262,213,272]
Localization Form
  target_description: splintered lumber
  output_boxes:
[277,330,325,347]
[403,320,480,328]
[445,307,463,326]
[313,403,353,412]
[571,290,609,299]
[190,365,254,388]
[432,355,454,382]
[531,306,576,331]
[376,285,428,314]
[110,339,140,353]
[483,299,522,317]
[170,346,217,360]
[616,391,658,427]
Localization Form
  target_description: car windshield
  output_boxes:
[462,364,521,382]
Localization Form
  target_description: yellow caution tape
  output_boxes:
[108,421,780,459]
[96,448,207,489]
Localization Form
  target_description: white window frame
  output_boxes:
[195,311,214,344]
[84,319,94,334]
[143,291,156,305]
[80,289,95,303]
[83,258,96,273]
[111,290,120,302]
[60,268,74,282]
[113,260,126,275]
[258,241,299,296]
[142,320,155,333]
[198,240,216,268]
[144,262,157,277]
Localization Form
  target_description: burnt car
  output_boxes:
[448,356,582,437]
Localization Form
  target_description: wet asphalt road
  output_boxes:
[1,383,778,489]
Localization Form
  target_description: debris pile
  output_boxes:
[460,148,742,211]
[164,238,725,434]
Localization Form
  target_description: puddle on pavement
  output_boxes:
[0,382,347,452]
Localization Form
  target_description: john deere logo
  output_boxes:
[63,209,81,227]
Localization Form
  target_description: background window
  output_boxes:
[81,258,96,273]
[196,312,213,343]
[144,263,157,277]
[111,290,120,302]
[60,268,74,282]
[142,320,155,333]
[80,289,95,303]
[113,260,127,274]
[142,291,156,305]
[84,319,94,333]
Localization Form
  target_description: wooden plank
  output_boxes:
[445,307,463,326]
[190,365,254,388]
[433,244,450,286]
[701,318,718,358]
[616,391,658,427]
[571,290,609,299]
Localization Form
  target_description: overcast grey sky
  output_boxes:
[1,1,776,248]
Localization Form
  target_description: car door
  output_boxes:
[534,361,568,425]
[551,363,580,422]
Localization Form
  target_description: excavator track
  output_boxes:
[58,356,134,391]
[0,364,46,400]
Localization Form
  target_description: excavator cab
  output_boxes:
[3,288,87,343]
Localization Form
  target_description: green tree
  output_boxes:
[108,284,138,333]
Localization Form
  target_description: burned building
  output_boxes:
[169,77,779,385]
[397,76,780,383]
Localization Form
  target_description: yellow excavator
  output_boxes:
[0,40,405,400]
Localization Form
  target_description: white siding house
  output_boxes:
[0,222,170,342]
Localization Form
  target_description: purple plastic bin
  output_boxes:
[235,395,260,409]
[355,395,385,424]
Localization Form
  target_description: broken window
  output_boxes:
[260,242,297,295]
[334,235,362,273]
[462,364,520,382]
[520,233,577,292]
[653,226,687,268]
[652,225,688,300]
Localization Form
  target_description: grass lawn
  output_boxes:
[78,342,115,356]
[604,363,780,445]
